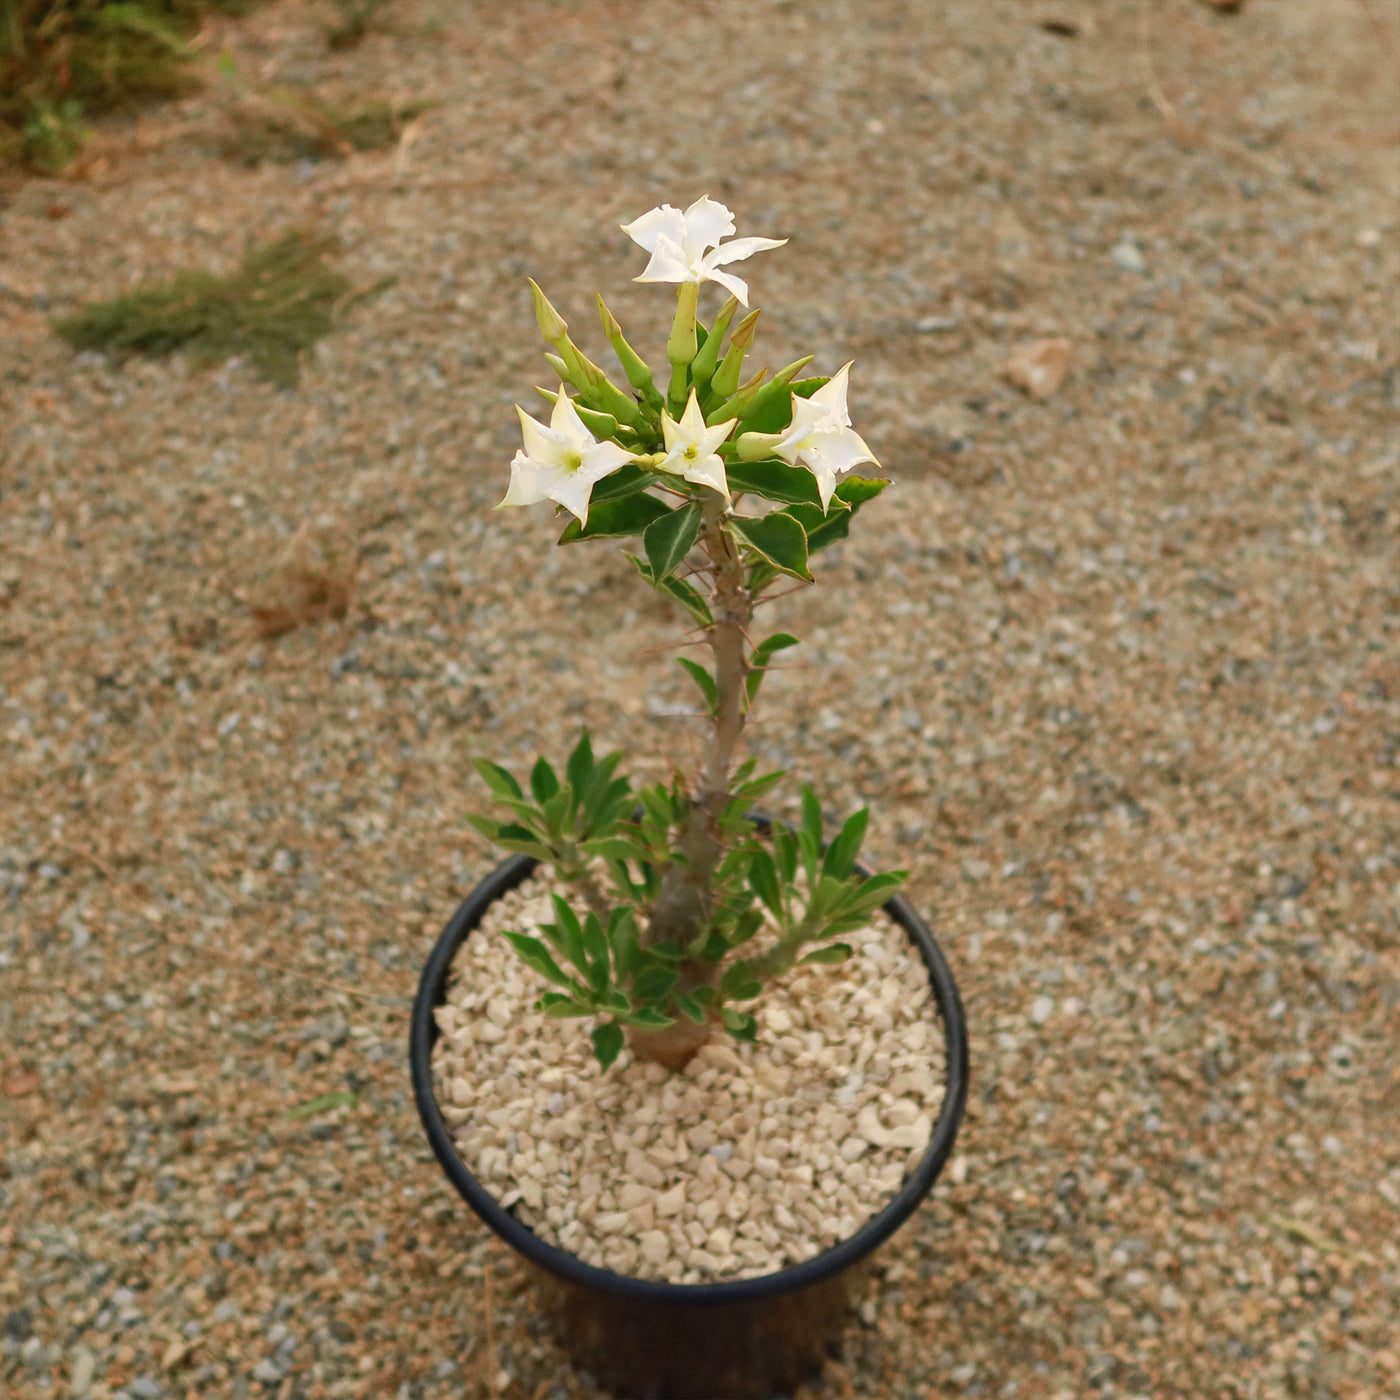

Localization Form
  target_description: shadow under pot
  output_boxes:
[409,853,969,1400]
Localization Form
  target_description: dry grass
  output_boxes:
[249,516,358,639]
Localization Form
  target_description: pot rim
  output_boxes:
[410,851,969,1307]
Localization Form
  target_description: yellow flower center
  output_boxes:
[563,451,584,472]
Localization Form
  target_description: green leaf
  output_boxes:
[547,896,586,971]
[754,632,800,661]
[590,463,661,503]
[530,757,560,804]
[720,1007,757,1042]
[800,786,824,849]
[633,965,679,1003]
[692,930,731,962]
[581,913,611,992]
[624,552,714,626]
[728,513,812,581]
[284,1090,358,1121]
[720,960,761,1002]
[607,908,643,982]
[643,500,702,582]
[822,807,869,881]
[745,632,801,704]
[728,907,766,948]
[540,785,575,837]
[774,499,855,557]
[835,476,889,508]
[580,835,653,863]
[465,813,505,842]
[799,942,854,966]
[691,985,718,1006]
[837,870,908,915]
[490,824,557,861]
[656,571,713,626]
[748,850,783,917]
[673,992,707,1024]
[503,932,573,988]
[591,1021,625,1070]
[473,759,523,800]
[565,732,594,794]
[744,559,781,596]
[677,657,719,713]
[772,823,798,884]
[734,768,786,800]
[558,492,671,542]
[726,459,823,507]
[621,1005,674,1030]
[538,992,591,1017]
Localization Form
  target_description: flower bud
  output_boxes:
[534,386,621,440]
[666,282,700,368]
[732,356,814,428]
[735,431,784,461]
[529,278,569,346]
[688,296,740,387]
[597,293,663,409]
[708,308,761,400]
[709,367,769,422]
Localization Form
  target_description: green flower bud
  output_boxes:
[732,356,815,428]
[735,431,784,461]
[596,293,663,410]
[688,295,740,387]
[529,278,569,347]
[667,282,700,369]
[534,385,621,441]
[709,308,761,400]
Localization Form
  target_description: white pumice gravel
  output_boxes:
[430,875,946,1283]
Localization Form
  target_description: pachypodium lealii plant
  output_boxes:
[473,196,906,1071]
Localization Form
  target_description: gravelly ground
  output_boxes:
[1,1,1398,1398]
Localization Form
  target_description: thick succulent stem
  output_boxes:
[631,496,752,1068]
[644,497,751,952]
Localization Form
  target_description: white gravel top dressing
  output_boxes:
[430,876,946,1283]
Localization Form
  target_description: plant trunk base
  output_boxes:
[626,1014,713,1071]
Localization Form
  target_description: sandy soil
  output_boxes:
[1,1,1397,1397]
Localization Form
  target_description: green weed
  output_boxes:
[221,91,428,165]
[0,0,260,169]
[51,231,381,388]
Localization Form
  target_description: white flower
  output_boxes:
[771,362,879,511]
[499,389,636,525]
[621,196,786,308]
[656,389,736,500]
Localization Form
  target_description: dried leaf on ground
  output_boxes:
[250,517,358,637]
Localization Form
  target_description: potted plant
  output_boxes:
[410,198,969,1400]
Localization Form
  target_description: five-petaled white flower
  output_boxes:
[771,362,879,511]
[656,389,736,500]
[499,389,636,525]
[621,196,786,308]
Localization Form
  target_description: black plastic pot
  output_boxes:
[410,853,969,1400]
